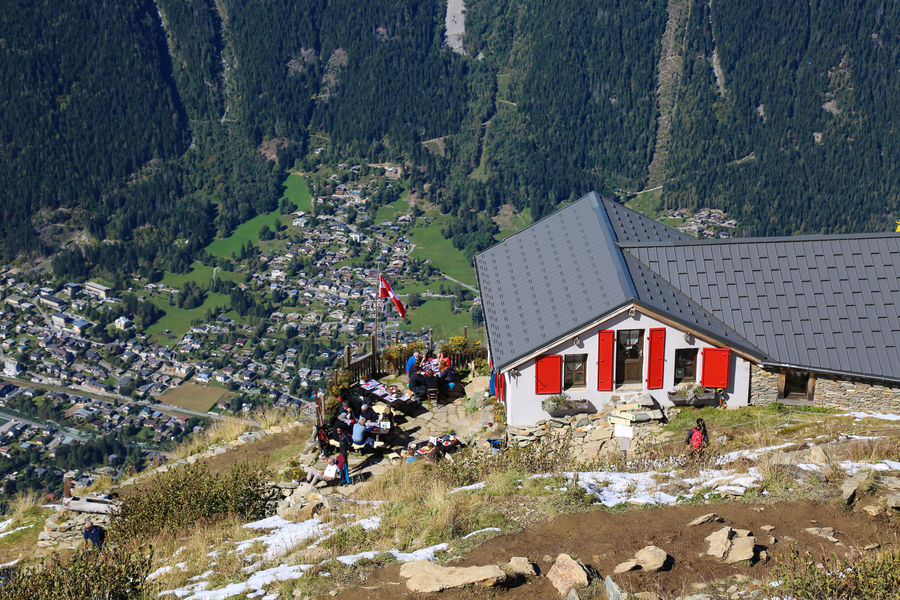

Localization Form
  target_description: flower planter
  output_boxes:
[544,399,594,417]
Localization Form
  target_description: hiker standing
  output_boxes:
[83,521,106,552]
[685,418,709,456]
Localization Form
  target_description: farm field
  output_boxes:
[205,172,310,258]
[158,382,233,413]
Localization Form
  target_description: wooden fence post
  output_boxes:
[344,345,351,370]
[429,328,433,349]
[463,326,467,340]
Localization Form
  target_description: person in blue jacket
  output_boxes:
[405,351,421,378]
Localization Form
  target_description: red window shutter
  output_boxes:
[497,373,505,401]
[647,328,666,389]
[701,348,731,388]
[597,330,615,391]
[535,355,562,394]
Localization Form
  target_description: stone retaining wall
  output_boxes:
[749,364,900,413]
[814,376,900,412]
[748,365,779,405]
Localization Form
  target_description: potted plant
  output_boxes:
[668,383,715,406]
[541,392,593,417]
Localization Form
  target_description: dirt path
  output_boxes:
[336,499,898,599]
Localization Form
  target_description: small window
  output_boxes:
[674,348,698,384]
[564,354,587,389]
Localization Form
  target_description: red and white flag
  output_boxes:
[378,275,406,318]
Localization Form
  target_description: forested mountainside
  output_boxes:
[1,0,897,278]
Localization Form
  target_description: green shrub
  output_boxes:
[773,547,900,600]
[0,547,153,600]
[111,462,275,542]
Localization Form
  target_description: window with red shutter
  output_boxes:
[597,330,615,391]
[535,355,562,394]
[497,373,505,401]
[647,328,665,389]
[701,348,730,388]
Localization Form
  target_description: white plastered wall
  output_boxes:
[502,308,751,427]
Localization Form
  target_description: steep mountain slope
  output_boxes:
[663,0,900,235]
[0,0,189,259]
[1,0,897,276]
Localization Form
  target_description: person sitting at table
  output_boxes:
[408,368,428,401]
[336,401,355,427]
[439,362,455,391]
[424,369,442,395]
[306,457,339,486]
[405,351,421,378]
[359,402,378,424]
[378,405,394,429]
[352,419,375,450]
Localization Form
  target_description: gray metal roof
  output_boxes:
[474,193,634,370]
[624,235,900,382]
[476,192,900,382]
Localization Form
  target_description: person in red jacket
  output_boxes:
[685,418,709,456]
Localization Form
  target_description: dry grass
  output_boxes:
[846,437,900,462]
[358,464,508,552]
[142,515,262,592]
[8,492,40,520]
[171,407,305,462]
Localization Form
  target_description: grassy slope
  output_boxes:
[146,292,232,345]
[206,173,310,258]
[403,298,482,341]
[161,261,244,288]
[408,213,476,287]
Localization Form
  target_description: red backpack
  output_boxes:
[689,427,704,450]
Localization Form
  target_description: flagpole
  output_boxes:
[374,264,380,355]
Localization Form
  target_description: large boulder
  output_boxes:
[724,535,756,564]
[399,560,506,593]
[705,526,734,559]
[634,545,669,572]
[507,556,536,576]
[546,554,589,596]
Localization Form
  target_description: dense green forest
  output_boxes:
[1,0,897,278]
[663,0,899,235]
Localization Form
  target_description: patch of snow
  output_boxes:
[460,527,501,539]
[238,516,326,561]
[0,524,32,539]
[356,515,382,531]
[162,564,311,600]
[568,471,679,507]
[839,411,900,421]
[0,559,19,568]
[717,443,794,464]
[190,570,214,581]
[0,518,12,533]
[450,481,485,493]
[336,542,449,566]
[148,565,174,580]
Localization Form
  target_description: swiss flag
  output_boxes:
[378,275,406,318]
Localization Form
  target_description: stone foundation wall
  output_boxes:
[749,364,900,413]
[748,365,779,405]
[813,376,900,413]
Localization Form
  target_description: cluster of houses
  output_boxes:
[664,207,738,238]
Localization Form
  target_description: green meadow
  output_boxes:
[409,213,476,287]
[205,172,310,258]
[146,292,232,346]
